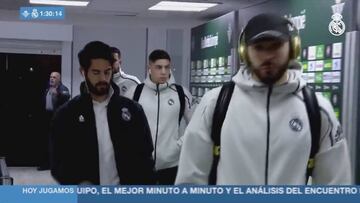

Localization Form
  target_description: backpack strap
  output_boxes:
[133,83,145,102]
[174,84,185,125]
[302,86,321,182]
[134,83,185,125]
[208,81,235,185]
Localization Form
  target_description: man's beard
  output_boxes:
[252,60,288,85]
[85,79,110,96]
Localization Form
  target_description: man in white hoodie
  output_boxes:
[125,49,193,184]
[110,47,140,96]
[175,13,351,185]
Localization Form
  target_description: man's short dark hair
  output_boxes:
[149,49,171,63]
[78,41,114,72]
[110,46,121,57]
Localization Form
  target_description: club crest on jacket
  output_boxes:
[121,107,131,121]
[289,118,303,132]
[121,86,127,93]
[168,99,175,106]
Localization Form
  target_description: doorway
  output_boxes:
[0,53,61,166]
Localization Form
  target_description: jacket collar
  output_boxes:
[232,61,306,94]
[143,73,176,92]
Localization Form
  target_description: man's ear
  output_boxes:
[79,68,85,78]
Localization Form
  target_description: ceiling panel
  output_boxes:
[0,0,267,20]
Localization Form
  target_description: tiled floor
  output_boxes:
[8,167,58,185]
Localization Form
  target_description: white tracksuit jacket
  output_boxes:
[113,70,140,96]
[175,68,352,185]
[124,75,194,170]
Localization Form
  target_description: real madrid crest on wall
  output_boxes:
[329,13,345,36]
[329,0,345,36]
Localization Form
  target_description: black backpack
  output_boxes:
[208,81,321,185]
[133,83,185,124]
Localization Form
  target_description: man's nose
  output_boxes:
[263,50,276,61]
[160,67,167,74]
[99,73,107,81]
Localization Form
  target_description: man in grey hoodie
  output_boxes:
[125,49,194,185]
[175,13,351,185]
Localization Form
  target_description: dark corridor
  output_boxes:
[0,53,61,166]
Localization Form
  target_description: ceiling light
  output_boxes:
[30,0,89,7]
[149,1,218,12]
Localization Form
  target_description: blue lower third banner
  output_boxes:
[0,186,77,203]
[1,186,360,203]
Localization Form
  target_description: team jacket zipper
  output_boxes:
[154,84,160,168]
[265,85,273,185]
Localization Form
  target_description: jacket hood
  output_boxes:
[144,70,176,91]
[232,62,306,94]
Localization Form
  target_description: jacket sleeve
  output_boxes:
[312,95,352,184]
[57,85,70,107]
[132,104,156,184]
[175,88,220,184]
[176,87,195,147]
[50,105,79,184]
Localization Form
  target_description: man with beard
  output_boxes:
[110,47,140,95]
[39,71,70,171]
[50,41,155,185]
[175,13,351,185]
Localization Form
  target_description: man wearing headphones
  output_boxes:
[175,13,351,185]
